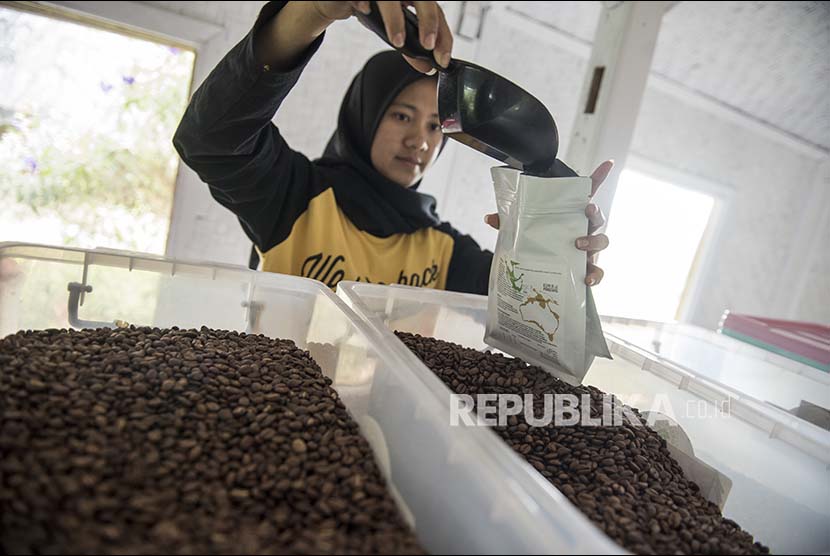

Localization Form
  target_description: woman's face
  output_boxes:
[370,78,442,188]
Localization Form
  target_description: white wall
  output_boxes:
[155,0,267,266]
[789,158,830,326]
[630,87,828,327]
[115,2,828,328]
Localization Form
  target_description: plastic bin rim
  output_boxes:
[599,314,830,386]
[336,281,830,463]
[0,242,340,295]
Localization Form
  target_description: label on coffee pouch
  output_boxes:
[495,256,566,367]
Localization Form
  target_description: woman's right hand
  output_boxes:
[311,1,453,73]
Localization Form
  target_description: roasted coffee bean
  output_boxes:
[0,327,423,555]
[397,332,769,556]
[292,439,308,454]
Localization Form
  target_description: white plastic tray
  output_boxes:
[337,281,830,554]
[0,243,622,555]
[600,316,830,417]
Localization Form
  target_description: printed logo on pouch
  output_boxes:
[519,289,560,341]
[504,258,525,293]
[449,393,734,427]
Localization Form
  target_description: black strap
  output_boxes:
[248,244,260,270]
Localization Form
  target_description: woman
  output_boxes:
[173,1,610,293]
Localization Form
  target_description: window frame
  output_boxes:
[2,0,210,254]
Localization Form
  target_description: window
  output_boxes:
[0,4,195,254]
[592,167,718,322]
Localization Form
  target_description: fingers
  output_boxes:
[586,203,606,235]
[377,1,406,47]
[586,262,604,286]
[575,233,609,253]
[432,5,453,67]
[590,159,614,198]
[412,1,439,50]
[375,2,452,71]
[484,213,500,230]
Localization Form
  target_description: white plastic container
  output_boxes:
[0,243,622,555]
[337,281,830,555]
[599,316,830,418]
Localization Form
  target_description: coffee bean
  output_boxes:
[1,327,423,555]
[292,439,308,454]
[397,332,768,556]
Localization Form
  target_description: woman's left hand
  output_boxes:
[484,159,614,287]
[579,160,612,286]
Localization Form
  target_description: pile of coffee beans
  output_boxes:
[396,332,769,555]
[0,326,424,555]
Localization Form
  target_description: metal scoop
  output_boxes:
[356,2,569,177]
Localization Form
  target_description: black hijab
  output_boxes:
[316,50,446,236]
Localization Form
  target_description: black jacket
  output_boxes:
[173,2,493,292]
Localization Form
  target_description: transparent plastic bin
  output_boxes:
[600,316,830,421]
[337,281,830,555]
[0,243,622,555]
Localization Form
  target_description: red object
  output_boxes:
[719,312,830,370]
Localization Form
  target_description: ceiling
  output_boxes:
[509,1,830,152]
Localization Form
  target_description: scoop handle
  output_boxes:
[355,1,443,72]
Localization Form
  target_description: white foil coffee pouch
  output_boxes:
[484,166,611,385]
